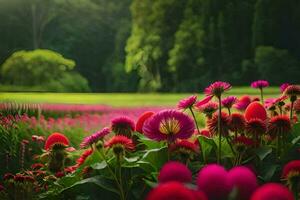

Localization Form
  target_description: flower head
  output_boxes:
[222,96,237,109]
[282,160,300,188]
[207,112,230,136]
[111,116,135,136]
[244,102,267,121]
[250,183,294,200]
[232,136,255,152]
[228,166,258,200]
[280,83,290,93]
[196,96,213,107]
[229,113,246,133]
[177,95,197,110]
[169,140,198,154]
[245,118,267,136]
[80,127,110,148]
[204,81,231,98]
[146,182,197,200]
[234,96,252,111]
[44,132,69,150]
[197,164,230,200]
[198,129,212,138]
[76,149,93,166]
[294,99,300,114]
[268,115,291,137]
[251,80,269,89]
[158,161,192,184]
[284,85,300,101]
[135,111,155,134]
[142,109,195,142]
[104,135,135,156]
[196,102,218,118]
[3,173,14,181]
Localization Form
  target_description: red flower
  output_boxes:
[135,111,155,134]
[234,96,252,111]
[284,85,300,99]
[104,135,135,151]
[158,161,192,184]
[199,129,212,138]
[232,136,255,147]
[146,182,197,200]
[44,132,69,150]
[268,115,291,137]
[169,140,199,154]
[31,163,44,170]
[204,81,231,98]
[207,112,230,136]
[76,149,93,166]
[229,113,246,132]
[282,160,300,179]
[55,171,65,178]
[111,116,135,136]
[3,173,14,180]
[250,183,294,200]
[244,102,267,121]
[245,118,267,136]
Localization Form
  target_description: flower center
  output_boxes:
[159,118,180,135]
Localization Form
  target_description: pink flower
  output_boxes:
[146,182,197,200]
[196,102,218,118]
[228,166,258,200]
[280,83,290,93]
[80,127,110,148]
[204,81,231,98]
[158,161,192,184]
[142,109,195,142]
[196,96,214,107]
[250,183,294,200]
[197,164,230,200]
[111,116,135,136]
[177,95,197,110]
[207,112,231,136]
[234,96,252,111]
[251,80,269,89]
[222,96,237,109]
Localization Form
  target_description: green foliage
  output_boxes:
[1,49,90,92]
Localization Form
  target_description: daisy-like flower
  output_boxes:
[267,115,291,138]
[280,83,290,93]
[104,135,135,157]
[207,112,230,136]
[234,96,252,111]
[44,132,69,150]
[245,119,266,146]
[293,99,300,115]
[80,127,110,148]
[146,182,198,200]
[177,95,197,110]
[232,136,255,153]
[158,161,192,184]
[222,96,237,114]
[251,80,269,89]
[228,166,258,200]
[250,183,294,200]
[204,81,231,99]
[244,102,267,121]
[142,109,195,142]
[282,160,300,192]
[284,85,300,120]
[169,140,199,161]
[197,164,230,200]
[135,111,155,134]
[229,113,246,133]
[111,116,135,137]
[196,102,218,119]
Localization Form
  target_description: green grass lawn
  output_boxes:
[0,87,280,107]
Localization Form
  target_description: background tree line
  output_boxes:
[0,0,299,92]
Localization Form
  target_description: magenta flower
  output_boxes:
[80,127,110,148]
[251,80,269,89]
[196,102,218,118]
[177,95,197,110]
[234,96,252,111]
[158,161,192,184]
[228,166,258,200]
[196,96,214,107]
[280,83,290,93]
[222,96,237,109]
[197,164,230,200]
[250,183,294,200]
[111,116,135,136]
[142,109,195,142]
[204,81,231,98]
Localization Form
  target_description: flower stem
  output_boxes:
[290,100,295,121]
[218,97,222,164]
[260,88,264,105]
[227,107,231,116]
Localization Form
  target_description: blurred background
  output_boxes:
[0,0,300,93]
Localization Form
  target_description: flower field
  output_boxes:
[1,82,300,200]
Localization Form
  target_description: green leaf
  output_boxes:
[91,161,107,170]
[262,164,279,181]
[255,146,272,161]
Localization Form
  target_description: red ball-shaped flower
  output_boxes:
[146,182,198,200]
[245,102,267,121]
[44,132,69,150]
[143,109,195,142]
[197,164,230,200]
[250,183,294,200]
[135,111,155,134]
[158,161,192,184]
[228,166,258,200]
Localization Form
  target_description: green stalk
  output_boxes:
[218,97,222,164]
[290,100,295,121]
[260,88,264,105]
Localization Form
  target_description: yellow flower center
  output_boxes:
[159,118,180,135]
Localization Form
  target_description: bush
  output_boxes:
[1,49,90,92]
